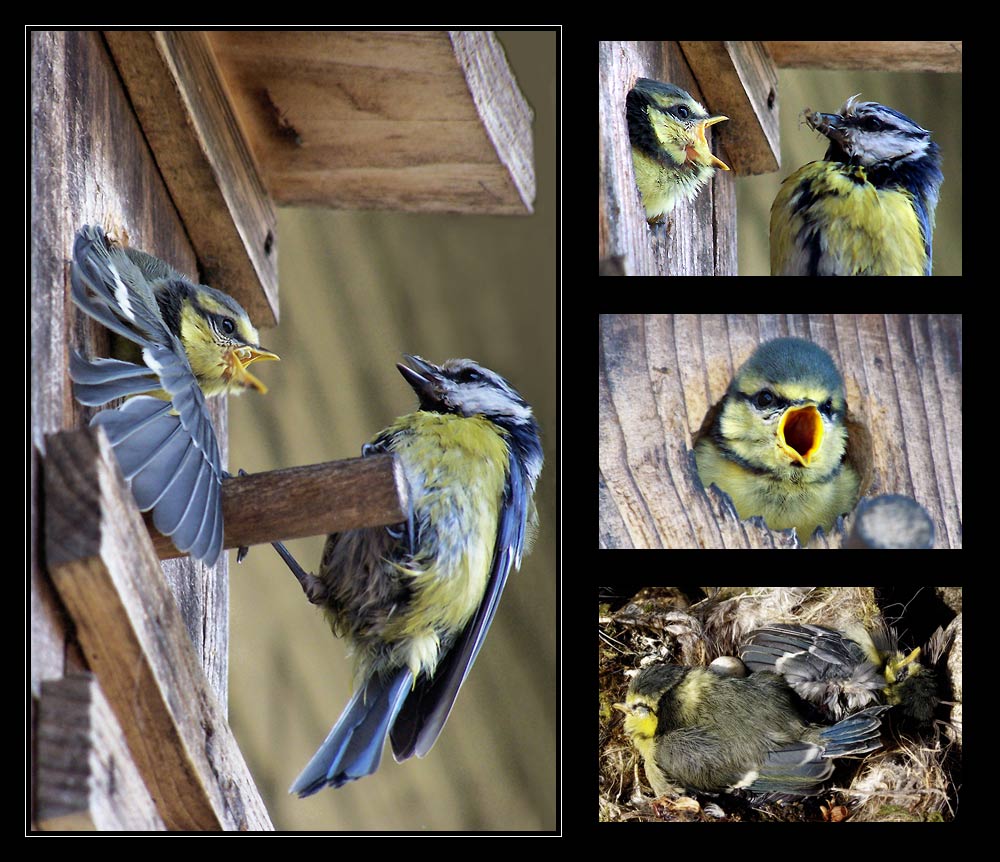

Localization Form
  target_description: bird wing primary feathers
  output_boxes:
[69,226,224,565]
[740,623,885,720]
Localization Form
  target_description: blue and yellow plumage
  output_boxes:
[626,78,729,224]
[274,355,543,795]
[770,95,943,275]
[69,226,278,565]
[695,337,862,542]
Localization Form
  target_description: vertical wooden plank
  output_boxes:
[599,41,735,276]
[30,29,229,766]
[36,674,165,831]
[44,428,272,830]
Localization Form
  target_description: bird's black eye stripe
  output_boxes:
[456,367,484,384]
[745,390,837,416]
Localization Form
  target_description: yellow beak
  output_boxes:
[777,404,824,466]
[689,115,730,171]
[885,647,922,684]
[227,345,280,394]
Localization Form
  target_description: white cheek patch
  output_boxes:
[462,385,533,422]
[854,130,929,166]
[109,264,136,322]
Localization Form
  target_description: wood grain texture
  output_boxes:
[766,41,962,73]
[599,313,962,549]
[599,41,736,275]
[36,673,165,831]
[104,30,279,327]
[208,31,533,214]
[44,428,273,830]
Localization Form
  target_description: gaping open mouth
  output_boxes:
[226,345,280,394]
[686,115,730,171]
[777,404,823,466]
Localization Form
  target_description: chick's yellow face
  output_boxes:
[884,647,922,686]
[626,79,730,224]
[696,338,861,539]
[179,292,279,396]
[720,369,847,482]
[613,693,659,743]
[645,93,730,172]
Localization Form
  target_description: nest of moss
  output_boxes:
[598,587,961,822]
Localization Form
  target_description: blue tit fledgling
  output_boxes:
[276,355,543,795]
[770,95,943,275]
[626,78,729,224]
[741,622,945,725]
[614,664,887,797]
[69,225,278,564]
[694,337,861,541]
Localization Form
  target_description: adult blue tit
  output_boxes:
[275,355,543,795]
[770,95,943,275]
[694,337,861,542]
[741,622,945,725]
[626,78,729,224]
[69,225,278,565]
[614,663,887,798]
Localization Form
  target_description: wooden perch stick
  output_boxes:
[147,454,409,560]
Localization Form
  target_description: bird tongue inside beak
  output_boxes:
[778,404,824,466]
[688,115,730,171]
[227,345,280,394]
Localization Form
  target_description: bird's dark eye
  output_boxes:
[861,116,883,132]
[753,390,775,409]
[674,104,691,120]
[820,398,834,417]
[220,317,237,335]
[457,368,483,383]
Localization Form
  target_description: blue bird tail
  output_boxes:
[290,668,413,797]
[748,704,888,797]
